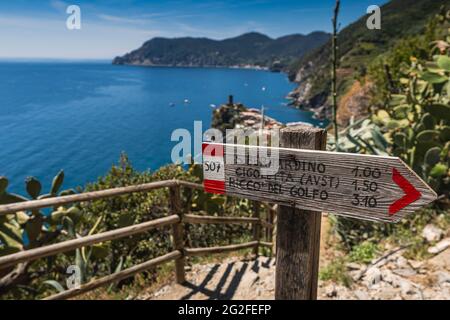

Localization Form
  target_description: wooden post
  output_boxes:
[275,126,327,300]
[252,201,261,256]
[272,205,277,255]
[170,185,186,284]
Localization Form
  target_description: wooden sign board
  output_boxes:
[202,142,437,223]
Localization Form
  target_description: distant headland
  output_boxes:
[112,31,330,72]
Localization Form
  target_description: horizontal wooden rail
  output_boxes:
[0,180,204,216]
[259,241,273,248]
[0,177,276,300]
[184,214,260,225]
[0,180,179,215]
[260,220,273,230]
[0,215,179,270]
[185,241,258,257]
[177,181,204,191]
[44,250,181,300]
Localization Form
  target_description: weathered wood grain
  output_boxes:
[259,241,273,248]
[252,201,261,256]
[170,185,186,284]
[0,180,179,215]
[177,181,204,191]
[0,180,204,216]
[275,126,325,300]
[272,205,277,254]
[184,214,260,225]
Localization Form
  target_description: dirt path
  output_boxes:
[136,246,450,300]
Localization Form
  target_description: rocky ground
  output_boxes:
[135,233,450,300]
[322,242,450,300]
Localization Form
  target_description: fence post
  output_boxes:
[170,184,185,284]
[272,205,277,256]
[275,126,327,300]
[252,201,261,256]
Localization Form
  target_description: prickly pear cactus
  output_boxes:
[373,50,450,195]
[0,171,79,256]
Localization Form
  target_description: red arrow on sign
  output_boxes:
[389,168,422,216]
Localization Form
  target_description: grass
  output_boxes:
[319,257,353,287]
[74,263,176,300]
[388,207,450,261]
[77,207,449,298]
[349,241,381,264]
[319,207,450,288]
[319,241,380,287]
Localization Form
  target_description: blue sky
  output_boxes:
[0,0,388,59]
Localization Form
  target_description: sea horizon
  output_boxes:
[0,62,320,193]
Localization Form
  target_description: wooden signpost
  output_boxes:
[202,139,436,223]
[202,126,437,299]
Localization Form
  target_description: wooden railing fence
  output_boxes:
[0,180,275,300]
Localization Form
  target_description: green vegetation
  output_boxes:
[371,7,449,195]
[113,31,330,71]
[337,20,450,195]
[0,154,268,299]
[389,207,450,261]
[329,6,449,253]
[319,257,352,287]
[372,59,450,194]
[0,171,82,294]
[288,0,444,111]
[1,0,450,300]
[349,242,380,264]
[211,102,247,132]
[320,241,380,286]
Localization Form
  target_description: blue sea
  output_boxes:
[0,61,322,193]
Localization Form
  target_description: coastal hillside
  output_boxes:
[112,31,329,71]
[288,0,444,119]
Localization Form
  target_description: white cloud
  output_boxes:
[0,14,162,59]
[97,14,150,26]
[0,4,269,59]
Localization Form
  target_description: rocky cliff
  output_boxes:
[287,0,444,120]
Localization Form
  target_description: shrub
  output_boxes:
[349,242,380,264]
[319,257,352,287]
[0,154,261,299]
[331,9,450,252]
